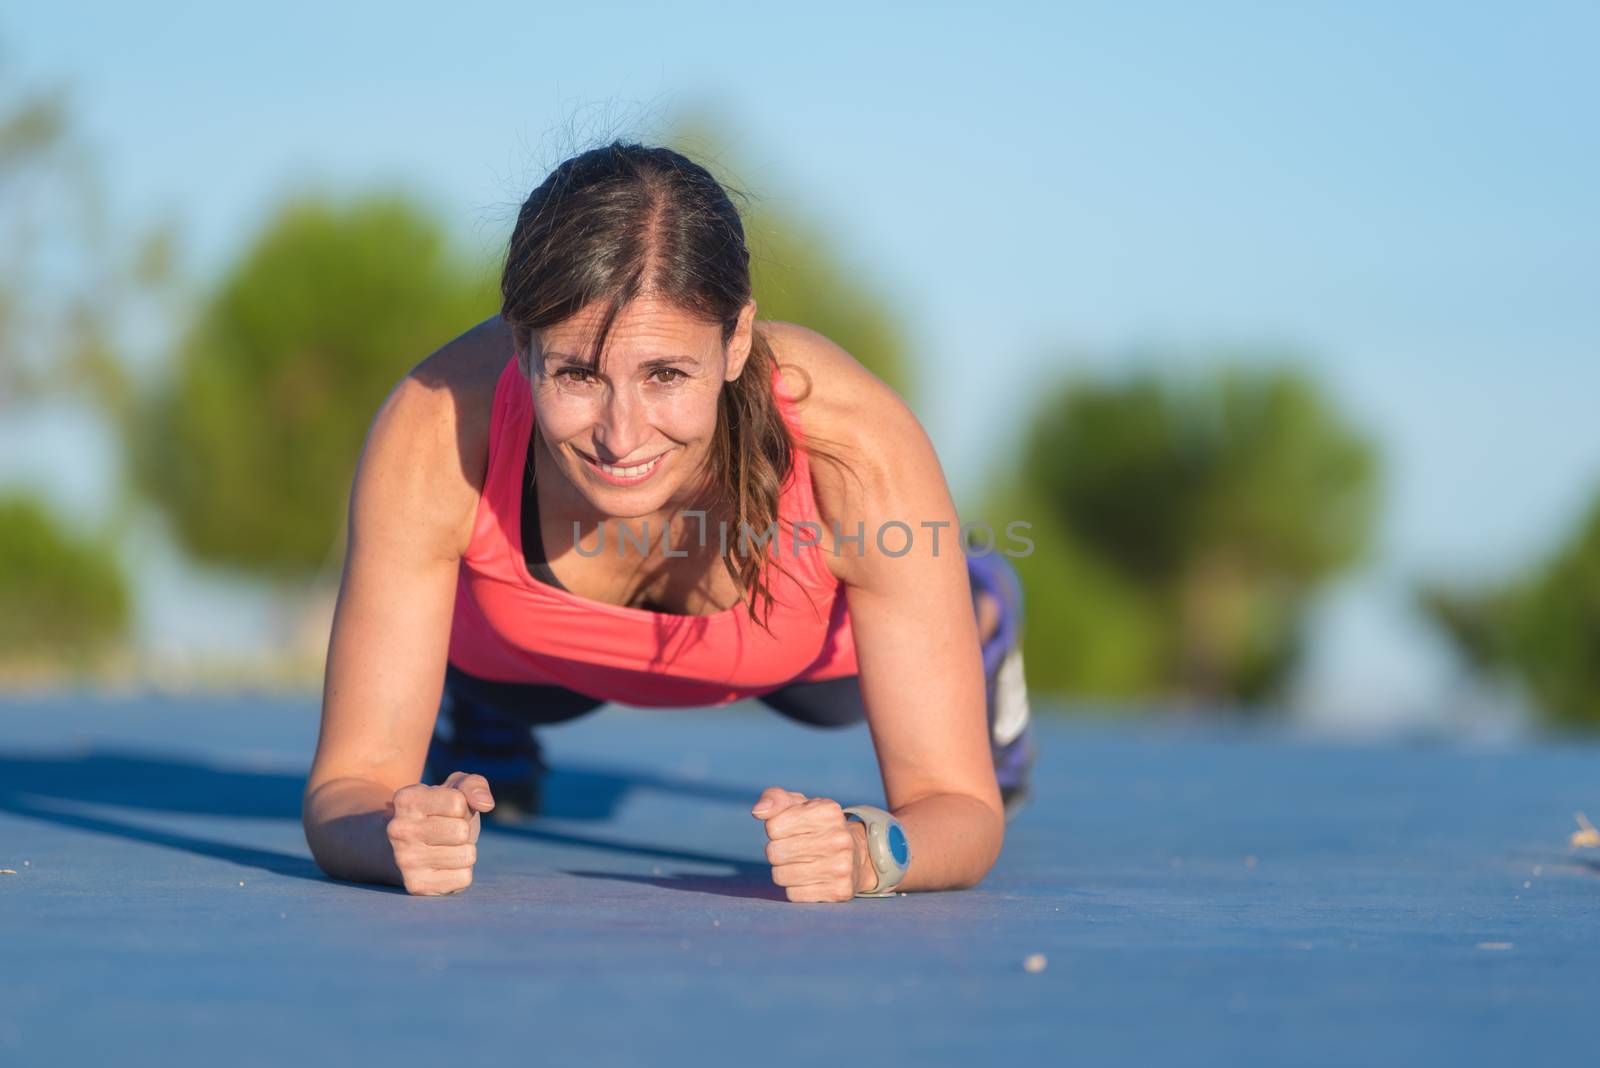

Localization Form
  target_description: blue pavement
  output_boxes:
[2,691,1598,1067]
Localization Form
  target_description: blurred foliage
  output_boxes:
[0,56,151,674]
[0,69,77,404]
[130,192,498,579]
[987,361,1380,704]
[0,58,168,418]
[985,485,1165,696]
[1419,490,1600,728]
[666,116,913,402]
[0,492,130,665]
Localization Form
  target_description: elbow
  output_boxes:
[953,793,1007,890]
[974,797,1007,885]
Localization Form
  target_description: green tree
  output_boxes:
[665,117,913,401]
[131,191,497,579]
[0,59,170,418]
[0,493,130,668]
[985,483,1165,697]
[1420,489,1600,728]
[1,57,154,672]
[0,70,82,404]
[989,359,1380,704]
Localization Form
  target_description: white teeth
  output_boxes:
[595,454,661,477]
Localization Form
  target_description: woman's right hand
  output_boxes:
[387,771,496,896]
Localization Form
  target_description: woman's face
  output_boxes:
[528,294,755,519]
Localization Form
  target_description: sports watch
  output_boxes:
[842,804,912,897]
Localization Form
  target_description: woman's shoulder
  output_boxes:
[361,315,515,556]
[760,321,943,562]
[404,314,515,433]
[761,319,906,442]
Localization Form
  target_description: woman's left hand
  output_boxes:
[751,787,874,903]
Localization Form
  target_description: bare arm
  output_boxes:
[302,320,506,887]
[785,325,1006,893]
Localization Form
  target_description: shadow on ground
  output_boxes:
[0,745,779,896]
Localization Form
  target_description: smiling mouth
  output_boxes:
[579,449,668,481]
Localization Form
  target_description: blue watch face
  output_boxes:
[887,824,910,866]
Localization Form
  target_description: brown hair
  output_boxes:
[500,141,843,630]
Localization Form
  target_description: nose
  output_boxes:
[591,384,647,462]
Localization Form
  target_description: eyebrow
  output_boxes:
[542,352,699,371]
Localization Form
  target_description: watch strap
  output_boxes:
[842,804,911,897]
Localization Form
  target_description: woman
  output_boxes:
[302,142,1037,901]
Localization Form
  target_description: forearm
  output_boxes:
[303,776,406,888]
[851,792,1004,894]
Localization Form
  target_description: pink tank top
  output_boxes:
[446,355,860,707]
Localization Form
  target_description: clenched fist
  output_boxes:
[751,787,876,903]
[387,771,494,896]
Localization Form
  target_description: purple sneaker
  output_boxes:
[967,552,1037,819]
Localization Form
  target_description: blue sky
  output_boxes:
[5,1,1598,720]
